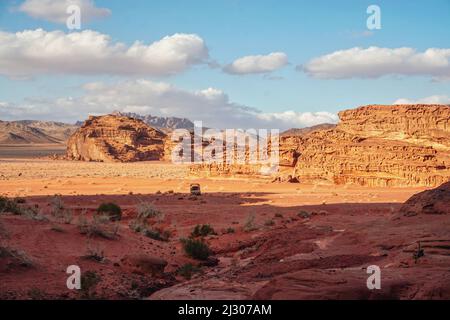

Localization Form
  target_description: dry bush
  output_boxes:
[190,224,216,238]
[0,245,34,268]
[83,241,105,262]
[129,202,168,241]
[78,212,119,240]
[130,202,164,232]
[50,195,73,224]
[243,213,257,232]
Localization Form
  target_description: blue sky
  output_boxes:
[0,0,449,128]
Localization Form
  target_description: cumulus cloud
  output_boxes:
[301,47,450,80]
[394,95,450,105]
[224,52,288,75]
[0,80,337,129]
[18,0,111,24]
[0,29,209,77]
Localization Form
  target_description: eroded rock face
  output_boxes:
[189,104,450,187]
[294,105,450,187]
[66,115,167,162]
[400,181,450,216]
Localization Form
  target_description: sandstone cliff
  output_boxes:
[190,104,450,187]
[66,115,166,162]
[293,105,450,187]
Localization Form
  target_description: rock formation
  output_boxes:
[189,104,450,186]
[66,115,167,162]
[400,181,450,216]
[293,105,450,187]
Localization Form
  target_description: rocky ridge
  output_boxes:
[66,115,167,162]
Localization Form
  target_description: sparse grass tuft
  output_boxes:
[83,242,105,263]
[129,202,163,232]
[243,213,257,232]
[129,202,168,241]
[0,245,34,268]
[78,213,119,240]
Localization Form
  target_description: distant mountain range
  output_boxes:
[281,123,336,137]
[0,113,195,145]
[111,111,194,132]
[1,113,332,145]
[0,120,78,144]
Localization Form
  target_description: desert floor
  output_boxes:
[1,149,449,300]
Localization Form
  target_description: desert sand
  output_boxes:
[1,151,449,300]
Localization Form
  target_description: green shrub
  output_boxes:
[143,228,170,242]
[181,238,211,260]
[176,263,201,280]
[0,196,21,215]
[264,219,275,227]
[190,224,217,238]
[96,203,122,221]
[80,271,101,299]
[224,227,235,234]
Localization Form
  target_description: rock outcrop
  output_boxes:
[400,181,450,216]
[293,105,450,187]
[66,115,167,162]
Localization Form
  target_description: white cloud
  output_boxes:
[394,95,450,105]
[0,80,337,129]
[0,29,209,77]
[19,0,111,24]
[301,47,450,80]
[224,52,288,75]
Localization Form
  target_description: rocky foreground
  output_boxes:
[151,182,450,300]
[1,174,448,300]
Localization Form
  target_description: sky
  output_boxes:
[0,0,449,129]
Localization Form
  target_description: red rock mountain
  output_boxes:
[192,104,450,187]
[66,115,167,162]
[293,105,450,187]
